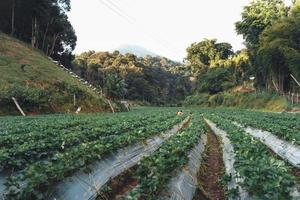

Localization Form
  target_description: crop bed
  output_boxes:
[206,113,298,199]
[0,108,184,199]
[125,113,207,199]
[0,107,299,200]
[206,108,300,145]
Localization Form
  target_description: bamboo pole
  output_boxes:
[290,74,300,87]
[12,97,26,116]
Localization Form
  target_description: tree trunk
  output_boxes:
[42,18,53,52]
[46,44,50,56]
[11,0,15,36]
[48,33,59,56]
[31,17,37,48]
[42,22,50,51]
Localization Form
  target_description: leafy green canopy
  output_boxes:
[235,0,288,49]
[185,38,252,95]
[0,0,76,66]
[72,51,191,104]
[186,39,234,73]
[258,1,300,90]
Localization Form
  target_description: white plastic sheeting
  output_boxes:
[233,122,300,199]
[164,133,207,200]
[233,122,300,169]
[48,118,189,200]
[204,119,251,200]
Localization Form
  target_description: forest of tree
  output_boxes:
[1,0,299,107]
[236,0,300,93]
[185,0,300,98]
[72,51,191,105]
[0,0,76,66]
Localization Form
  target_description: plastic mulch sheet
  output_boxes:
[233,122,300,199]
[47,118,189,200]
[233,122,300,169]
[164,133,207,200]
[204,119,251,200]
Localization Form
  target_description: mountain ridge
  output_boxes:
[116,44,157,57]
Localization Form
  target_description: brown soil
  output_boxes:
[97,167,138,200]
[195,131,225,200]
[182,116,191,129]
[292,169,300,192]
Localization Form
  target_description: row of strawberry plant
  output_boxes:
[126,114,206,199]
[207,114,298,200]
[0,108,165,140]
[209,109,300,145]
[4,111,185,199]
[0,111,177,170]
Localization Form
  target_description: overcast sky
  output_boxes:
[68,0,291,61]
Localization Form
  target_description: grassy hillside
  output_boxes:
[0,33,115,115]
[184,91,290,111]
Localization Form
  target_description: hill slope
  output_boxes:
[0,33,114,115]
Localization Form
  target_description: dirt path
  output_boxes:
[196,131,225,200]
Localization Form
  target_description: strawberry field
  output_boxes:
[0,108,299,200]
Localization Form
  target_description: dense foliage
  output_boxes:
[207,113,297,199]
[185,39,252,95]
[0,108,184,199]
[258,1,300,92]
[0,33,113,116]
[126,114,206,199]
[184,0,300,105]
[186,39,234,72]
[184,91,288,111]
[209,108,300,145]
[72,51,191,105]
[235,0,300,93]
[0,0,76,66]
[1,108,299,199]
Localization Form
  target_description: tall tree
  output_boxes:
[235,0,289,90]
[258,0,300,92]
[186,39,234,74]
[235,0,288,49]
[0,0,76,64]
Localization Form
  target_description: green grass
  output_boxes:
[0,33,113,115]
[184,91,289,111]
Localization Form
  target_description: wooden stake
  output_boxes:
[73,94,76,107]
[12,97,26,116]
[107,99,115,113]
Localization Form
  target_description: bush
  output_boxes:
[184,91,289,111]
[183,93,210,106]
[196,67,235,94]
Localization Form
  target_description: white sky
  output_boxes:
[68,0,291,61]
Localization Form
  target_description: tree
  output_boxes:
[72,51,191,104]
[196,67,235,94]
[186,39,234,74]
[105,73,127,99]
[235,0,290,91]
[235,0,288,49]
[0,0,76,64]
[258,0,300,92]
